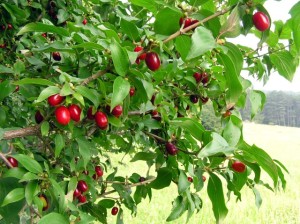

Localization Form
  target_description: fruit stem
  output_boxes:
[0,152,13,168]
[143,131,166,143]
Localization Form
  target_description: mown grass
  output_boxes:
[105,123,300,224]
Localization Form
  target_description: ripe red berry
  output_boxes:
[202,176,206,182]
[68,104,81,122]
[39,195,49,211]
[7,24,13,30]
[201,72,209,85]
[77,180,88,193]
[134,46,147,60]
[232,161,246,173]
[200,96,209,104]
[252,11,270,32]
[129,87,135,97]
[95,111,108,130]
[179,17,192,28]
[1,25,5,31]
[0,44,6,49]
[35,111,44,124]
[52,52,61,61]
[145,52,160,71]
[55,106,71,126]
[193,72,201,83]
[223,110,232,118]
[7,157,18,167]
[95,166,103,177]
[187,177,193,183]
[48,94,65,106]
[165,142,178,156]
[190,95,199,104]
[73,188,81,198]
[82,18,88,25]
[78,194,87,203]
[14,85,20,92]
[87,106,95,120]
[42,33,47,38]
[139,177,146,182]
[112,105,123,118]
[111,207,119,216]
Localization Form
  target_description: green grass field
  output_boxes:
[106,123,300,224]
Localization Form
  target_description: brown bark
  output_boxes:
[3,125,40,140]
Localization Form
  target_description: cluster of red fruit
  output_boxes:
[134,46,161,71]
[179,17,199,29]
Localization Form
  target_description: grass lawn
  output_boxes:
[105,123,300,224]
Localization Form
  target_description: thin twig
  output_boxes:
[0,152,13,168]
[81,69,108,85]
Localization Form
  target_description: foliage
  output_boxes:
[0,0,299,223]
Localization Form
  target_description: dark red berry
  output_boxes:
[87,106,95,120]
[201,72,209,85]
[48,94,65,106]
[111,207,119,215]
[78,194,87,203]
[193,72,201,83]
[35,111,44,124]
[7,157,18,167]
[82,18,88,25]
[77,180,88,193]
[202,176,206,182]
[112,105,123,118]
[190,95,199,104]
[145,52,160,71]
[165,142,178,156]
[129,87,135,97]
[187,177,193,183]
[52,52,61,61]
[73,188,81,198]
[95,111,108,130]
[7,24,13,30]
[134,46,146,60]
[252,11,270,32]
[179,17,192,28]
[139,177,146,182]
[232,161,246,173]
[42,33,47,38]
[0,44,6,49]
[55,106,71,125]
[200,96,209,104]
[68,104,81,122]
[95,166,103,177]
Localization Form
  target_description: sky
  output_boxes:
[234,0,299,92]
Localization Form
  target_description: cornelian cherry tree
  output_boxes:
[0,0,299,223]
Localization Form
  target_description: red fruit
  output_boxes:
[14,85,20,92]
[78,194,87,203]
[191,19,199,25]
[201,72,209,85]
[129,87,135,97]
[39,195,49,211]
[111,207,119,216]
[95,111,108,130]
[165,142,178,156]
[7,157,18,168]
[112,105,123,118]
[193,72,201,83]
[190,95,199,104]
[55,106,71,126]
[252,11,270,32]
[73,188,81,198]
[179,17,192,28]
[232,161,246,173]
[35,111,44,124]
[151,110,158,116]
[200,96,209,104]
[202,176,206,182]
[134,46,147,60]
[87,106,95,120]
[77,180,88,193]
[1,25,6,31]
[95,166,103,177]
[0,44,6,49]
[82,170,89,175]
[52,52,61,61]
[223,110,232,118]
[48,94,65,106]
[139,177,146,182]
[82,18,88,25]
[187,177,193,183]
[68,104,81,122]
[145,52,160,71]
[42,33,47,38]
[7,24,13,30]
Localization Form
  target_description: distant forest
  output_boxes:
[241,91,300,127]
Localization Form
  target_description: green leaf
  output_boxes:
[198,133,234,157]
[75,86,100,108]
[19,172,39,182]
[111,77,130,110]
[13,60,25,75]
[219,6,241,38]
[25,181,39,205]
[0,80,15,102]
[41,121,50,136]
[14,78,55,86]
[49,179,66,213]
[131,152,157,162]
[120,19,139,41]
[222,116,242,146]
[154,7,181,36]
[13,155,43,174]
[60,83,74,96]
[186,27,217,60]
[72,42,104,51]
[170,118,205,142]
[207,173,228,223]
[38,212,69,224]
[224,42,243,75]
[2,168,26,179]
[1,188,25,207]
[269,50,296,81]
[291,15,300,54]
[129,0,157,14]
[98,199,115,208]
[252,187,262,209]
[36,86,60,103]
[175,36,192,61]
[55,134,65,158]
[188,0,210,6]
[110,39,130,76]
[77,138,92,168]
[216,53,243,104]
[148,167,172,189]
[17,23,69,37]
[166,196,188,222]
[178,171,191,195]
[1,3,28,22]
[249,90,266,119]
[26,56,46,66]
[242,143,278,188]
[0,65,14,74]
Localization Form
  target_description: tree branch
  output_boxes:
[81,69,108,85]
[3,125,40,140]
